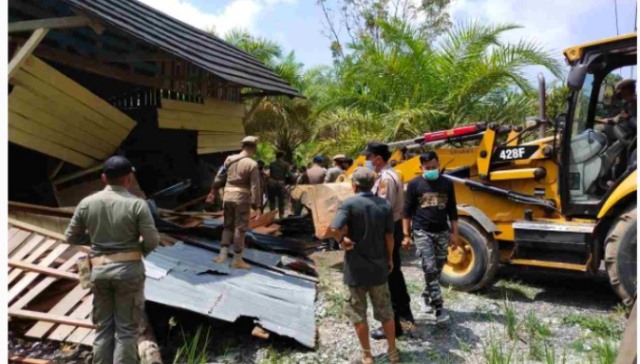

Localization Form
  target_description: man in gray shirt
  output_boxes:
[330,167,398,363]
[65,156,159,364]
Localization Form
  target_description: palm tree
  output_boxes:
[223,29,318,162]
[313,19,565,156]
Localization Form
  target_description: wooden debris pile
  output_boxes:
[7,201,318,352]
[159,209,283,236]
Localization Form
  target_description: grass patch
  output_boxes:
[569,339,588,353]
[260,345,294,364]
[614,303,629,318]
[405,279,423,296]
[563,313,622,338]
[590,339,618,364]
[442,286,461,302]
[502,297,518,340]
[495,280,540,301]
[543,344,566,364]
[524,311,551,339]
[454,334,472,353]
[173,326,211,364]
[483,332,516,364]
[321,288,345,319]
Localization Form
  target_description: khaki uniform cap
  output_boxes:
[242,136,259,144]
[333,154,347,161]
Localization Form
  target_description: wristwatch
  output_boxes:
[403,233,411,238]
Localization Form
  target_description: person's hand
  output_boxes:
[205,191,216,204]
[402,236,411,250]
[449,233,460,249]
[340,236,355,251]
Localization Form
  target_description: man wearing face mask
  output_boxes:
[366,142,415,340]
[403,151,458,324]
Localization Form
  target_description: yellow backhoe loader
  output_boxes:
[292,33,637,305]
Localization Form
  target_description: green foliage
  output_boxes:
[496,280,540,301]
[482,332,516,364]
[590,339,618,364]
[173,326,211,364]
[314,19,564,157]
[563,313,623,338]
[502,296,518,340]
[524,311,551,339]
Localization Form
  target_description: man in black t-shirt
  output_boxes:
[403,151,459,324]
[330,167,399,363]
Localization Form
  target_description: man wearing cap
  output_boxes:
[268,150,290,219]
[329,167,399,364]
[597,78,637,132]
[65,156,159,364]
[366,142,415,340]
[325,154,348,183]
[300,156,327,184]
[208,136,262,269]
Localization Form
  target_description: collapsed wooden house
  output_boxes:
[8,0,300,207]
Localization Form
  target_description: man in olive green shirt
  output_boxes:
[65,156,159,364]
[268,150,290,219]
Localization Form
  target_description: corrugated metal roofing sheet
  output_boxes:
[61,0,302,97]
[143,242,316,348]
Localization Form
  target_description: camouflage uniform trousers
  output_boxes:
[343,283,394,324]
[413,229,450,310]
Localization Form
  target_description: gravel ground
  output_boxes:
[9,247,628,364]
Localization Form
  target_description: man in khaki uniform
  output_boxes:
[65,156,159,364]
[325,154,348,183]
[207,136,262,269]
[302,156,327,184]
[268,150,290,219]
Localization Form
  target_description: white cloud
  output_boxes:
[138,0,296,35]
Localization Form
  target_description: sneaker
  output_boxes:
[436,308,450,324]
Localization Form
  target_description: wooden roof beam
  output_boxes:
[9,15,96,34]
[8,28,48,79]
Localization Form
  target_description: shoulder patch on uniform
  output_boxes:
[380,180,388,194]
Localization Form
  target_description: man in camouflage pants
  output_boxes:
[402,151,459,323]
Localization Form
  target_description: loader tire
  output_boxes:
[605,204,637,307]
[441,218,499,292]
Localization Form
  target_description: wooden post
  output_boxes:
[8,28,48,79]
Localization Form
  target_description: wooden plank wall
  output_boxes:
[158,97,245,154]
[8,56,137,167]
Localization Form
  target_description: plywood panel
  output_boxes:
[197,132,244,148]
[22,56,135,130]
[12,70,130,140]
[162,97,245,118]
[9,126,95,168]
[158,109,244,133]
[9,110,106,160]
[11,86,120,150]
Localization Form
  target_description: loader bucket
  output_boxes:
[290,183,354,239]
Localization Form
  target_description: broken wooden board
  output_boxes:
[158,97,246,154]
[7,221,95,345]
[290,183,354,239]
[9,56,136,167]
[249,210,278,229]
[53,174,145,207]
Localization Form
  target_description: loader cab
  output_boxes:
[560,34,637,217]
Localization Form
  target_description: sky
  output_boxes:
[140,0,637,82]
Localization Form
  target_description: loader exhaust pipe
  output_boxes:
[538,73,547,138]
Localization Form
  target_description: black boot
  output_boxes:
[370,320,403,340]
